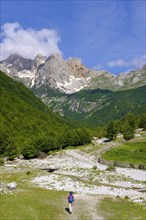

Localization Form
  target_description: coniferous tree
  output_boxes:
[105,121,118,140]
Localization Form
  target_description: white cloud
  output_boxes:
[0,22,61,60]
[107,55,146,68]
[92,63,102,70]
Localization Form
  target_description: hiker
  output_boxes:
[67,191,74,214]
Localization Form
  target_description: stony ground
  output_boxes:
[1,135,146,219]
[3,142,146,200]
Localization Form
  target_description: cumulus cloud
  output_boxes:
[0,22,61,60]
[107,55,146,68]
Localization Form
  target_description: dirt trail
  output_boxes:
[61,194,104,220]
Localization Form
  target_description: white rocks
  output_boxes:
[6,182,17,190]
[3,148,146,204]
[31,174,144,202]
[116,167,146,181]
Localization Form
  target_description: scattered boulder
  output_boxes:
[6,182,17,190]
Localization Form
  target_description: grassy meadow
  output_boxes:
[98,197,146,220]
[102,140,146,166]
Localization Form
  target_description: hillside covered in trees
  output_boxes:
[0,71,91,159]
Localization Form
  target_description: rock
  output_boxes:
[6,182,17,190]
[41,168,59,172]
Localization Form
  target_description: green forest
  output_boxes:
[66,85,146,126]
[0,71,91,159]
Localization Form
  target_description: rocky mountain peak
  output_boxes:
[45,53,63,63]
[32,54,47,70]
[67,58,81,68]
[142,64,146,70]
[34,54,47,62]
[0,54,32,75]
[0,53,146,94]
[2,54,22,63]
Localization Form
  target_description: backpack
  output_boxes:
[68,195,74,203]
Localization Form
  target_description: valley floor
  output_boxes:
[1,135,146,219]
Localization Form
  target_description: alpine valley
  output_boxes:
[0,53,146,126]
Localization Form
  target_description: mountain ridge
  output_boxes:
[1,53,146,94]
[1,54,145,127]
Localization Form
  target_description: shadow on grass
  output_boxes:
[65,208,70,214]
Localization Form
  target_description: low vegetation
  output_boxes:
[98,197,146,220]
[1,188,67,220]
[102,141,146,167]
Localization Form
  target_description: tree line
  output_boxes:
[105,112,146,141]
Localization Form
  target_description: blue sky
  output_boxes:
[1,0,145,75]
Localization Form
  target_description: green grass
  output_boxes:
[102,141,146,166]
[0,168,71,220]
[98,197,146,220]
[1,166,146,220]
[0,188,67,220]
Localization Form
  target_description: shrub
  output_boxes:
[106,165,116,171]
[92,166,97,171]
[38,151,47,159]
[0,158,4,166]
[26,171,31,175]
[22,145,39,159]
[122,122,134,141]
[139,164,145,169]
[106,121,118,140]
[123,130,134,141]
[5,144,17,160]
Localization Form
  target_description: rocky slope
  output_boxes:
[1,53,146,94]
[0,54,47,88]
[0,53,95,93]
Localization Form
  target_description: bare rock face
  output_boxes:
[0,54,32,75]
[0,53,146,94]
[0,54,47,88]
[35,54,95,93]
[66,58,93,78]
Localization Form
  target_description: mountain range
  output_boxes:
[0,54,146,126]
[1,53,146,93]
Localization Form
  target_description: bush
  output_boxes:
[5,143,17,160]
[122,122,134,141]
[106,121,118,141]
[92,166,97,171]
[22,145,39,159]
[38,151,47,159]
[123,130,134,141]
[0,158,4,166]
[106,165,116,171]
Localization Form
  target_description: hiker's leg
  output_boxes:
[69,203,72,213]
